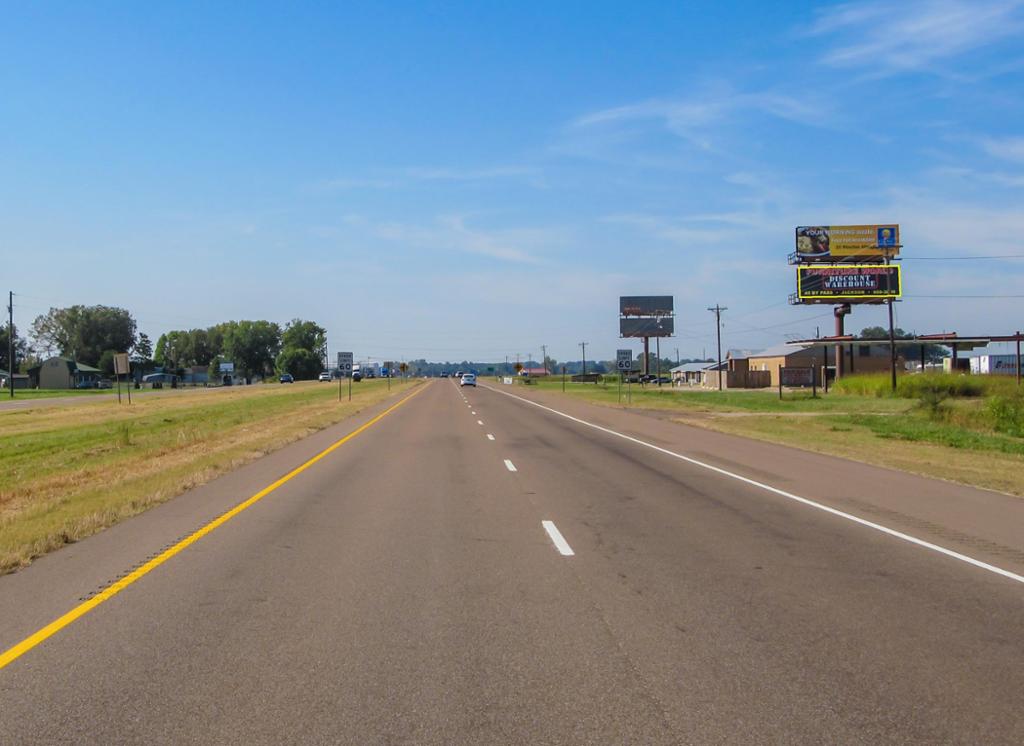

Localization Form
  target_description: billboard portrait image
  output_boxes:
[795,225,900,262]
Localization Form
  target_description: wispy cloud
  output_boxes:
[569,88,824,152]
[808,0,1024,74]
[318,165,543,190]
[337,214,564,264]
[980,136,1024,163]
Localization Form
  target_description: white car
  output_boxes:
[318,371,332,382]
[460,373,477,387]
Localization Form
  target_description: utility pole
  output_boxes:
[675,347,680,366]
[579,342,587,375]
[707,304,727,391]
[7,291,13,398]
[541,344,547,374]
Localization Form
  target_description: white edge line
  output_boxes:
[477,420,484,425]
[487,434,495,440]
[542,520,575,556]
[483,385,1024,586]
[504,459,517,472]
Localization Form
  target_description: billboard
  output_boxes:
[620,317,675,337]
[797,264,901,302]
[780,367,815,387]
[619,296,674,316]
[795,225,900,262]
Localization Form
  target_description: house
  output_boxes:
[670,362,714,386]
[27,357,103,390]
[740,342,904,387]
[0,369,30,389]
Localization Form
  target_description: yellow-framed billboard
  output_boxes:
[795,225,900,262]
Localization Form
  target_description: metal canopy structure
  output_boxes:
[785,332,1023,386]
[785,333,1021,350]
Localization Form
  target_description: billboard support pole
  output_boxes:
[656,337,661,388]
[642,337,649,376]
[886,257,898,392]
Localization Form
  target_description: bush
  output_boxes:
[833,373,987,399]
[896,373,985,399]
[987,392,1024,437]
[832,373,893,397]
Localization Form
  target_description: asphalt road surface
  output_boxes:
[2,379,1023,744]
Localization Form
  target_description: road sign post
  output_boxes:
[337,352,354,402]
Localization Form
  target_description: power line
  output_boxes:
[907,294,1024,299]
[900,255,1024,260]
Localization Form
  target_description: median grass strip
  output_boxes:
[0,379,419,574]
[520,376,1024,496]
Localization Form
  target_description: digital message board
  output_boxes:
[797,264,901,302]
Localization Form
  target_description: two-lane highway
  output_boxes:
[2,378,1023,743]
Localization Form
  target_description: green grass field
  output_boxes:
[0,378,421,574]
[520,375,1024,496]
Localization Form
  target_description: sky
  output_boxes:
[3,1,1024,364]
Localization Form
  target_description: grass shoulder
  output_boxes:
[0,378,421,574]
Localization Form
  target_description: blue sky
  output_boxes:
[4,1,1024,363]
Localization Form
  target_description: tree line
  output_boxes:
[6,305,328,382]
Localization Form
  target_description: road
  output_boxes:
[1,378,1023,744]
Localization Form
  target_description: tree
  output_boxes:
[859,326,947,363]
[281,319,327,359]
[0,324,28,373]
[276,347,322,380]
[30,305,137,365]
[154,330,191,372]
[223,320,281,381]
[133,332,154,361]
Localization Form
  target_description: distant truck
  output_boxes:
[970,355,1023,375]
[352,362,381,379]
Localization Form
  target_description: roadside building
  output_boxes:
[670,362,714,386]
[181,366,209,385]
[518,366,549,377]
[27,357,103,390]
[739,343,903,387]
[0,369,30,389]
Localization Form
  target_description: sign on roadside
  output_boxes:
[337,351,354,376]
[616,349,633,371]
[219,361,235,373]
[113,353,130,376]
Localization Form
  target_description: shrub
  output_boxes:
[986,392,1024,437]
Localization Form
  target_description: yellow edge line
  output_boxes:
[0,382,429,671]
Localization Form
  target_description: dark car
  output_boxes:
[279,374,294,383]
[352,372,363,382]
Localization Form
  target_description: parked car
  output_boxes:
[460,373,477,387]
[318,371,332,382]
[279,374,294,383]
